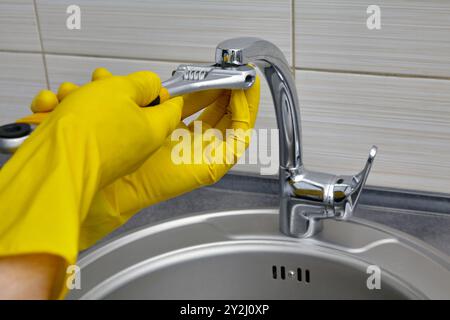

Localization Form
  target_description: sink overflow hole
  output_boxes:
[280,266,286,280]
[272,265,277,279]
[272,265,310,283]
[305,269,310,283]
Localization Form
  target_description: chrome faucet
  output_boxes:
[215,37,378,238]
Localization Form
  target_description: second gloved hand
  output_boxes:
[88,74,261,239]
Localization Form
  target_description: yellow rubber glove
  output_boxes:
[8,67,260,257]
[0,70,183,296]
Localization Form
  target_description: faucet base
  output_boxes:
[280,198,325,238]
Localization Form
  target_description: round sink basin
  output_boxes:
[67,209,450,299]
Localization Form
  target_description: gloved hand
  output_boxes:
[14,68,260,253]
[0,69,183,297]
[1,67,260,299]
[94,75,261,222]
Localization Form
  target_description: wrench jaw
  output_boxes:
[163,63,256,97]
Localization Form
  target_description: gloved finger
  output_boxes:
[30,90,59,113]
[245,75,261,127]
[181,89,225,119]
[210,89,252,161]
[213,113,232,136]
[142,96,183,143]
[58,67,114,101]
[57,82,79,101]
[212,90,251,135]
[225,89,253,161]
[92,67,113,81]
[16,112,50,124]
[58,68,112,101]
[123,71,161,107]
[194,91,230,128]
[229,90,251,131]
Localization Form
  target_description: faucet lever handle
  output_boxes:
[335,145,378,219]
[356,145,377,181]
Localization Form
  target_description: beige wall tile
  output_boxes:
[295,0,450,78]
[0,52,47,123]
[0,0,41,51]
[237,69,450,193]
[37,0,291,63]
[46,54,179,90]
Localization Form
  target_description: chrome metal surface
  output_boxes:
[67,209,450,300]
[216,37,377,237]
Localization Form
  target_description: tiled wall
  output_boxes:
[1,0,449,194]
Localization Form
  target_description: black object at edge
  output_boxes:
[0,123,31,139]
[146,96,160,107]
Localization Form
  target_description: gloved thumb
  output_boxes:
[124,71,162,107]
[141,96,183,144]
[91,67,113,81]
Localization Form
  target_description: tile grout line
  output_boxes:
[291,0,296,78]
[0,49,208,66]
[296,67,450,81]
[1,50,450,82]
[44,52,207,65]
[32,0,50,89]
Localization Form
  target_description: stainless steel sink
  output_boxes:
[67,209,450,299]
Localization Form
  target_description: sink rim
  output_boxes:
[79,208,450,268]
[82,240,427,300]
[72,208,450,300]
